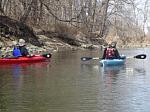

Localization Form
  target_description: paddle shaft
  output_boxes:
[81,54,146,61]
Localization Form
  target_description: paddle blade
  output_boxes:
[134,54,146,59]
[81,57,93,61]
[42,53,52,58]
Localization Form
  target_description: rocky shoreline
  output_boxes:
[0,34,98,57]
[0,33,150,57]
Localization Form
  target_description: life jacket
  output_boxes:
[13,47,22,57]
[105,48,115,59]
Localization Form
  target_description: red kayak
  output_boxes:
[0,54,51,64]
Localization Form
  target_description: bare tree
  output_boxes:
[0,0,148,44]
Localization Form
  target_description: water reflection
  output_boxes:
[101,65,125,75]
[0,62,51,112]
[80,63,99,72]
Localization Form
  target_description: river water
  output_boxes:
[0,48,150,112]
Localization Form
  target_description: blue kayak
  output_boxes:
[100,56,126,66]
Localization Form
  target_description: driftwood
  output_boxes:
[0,15,42,47]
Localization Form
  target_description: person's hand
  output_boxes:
[27,54,34,57]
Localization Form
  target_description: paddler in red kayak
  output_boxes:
[12,43,22,57]
[102,41,120,59]
[13,39,29,57]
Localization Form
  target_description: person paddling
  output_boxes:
[102,41,120,59]
[18,39,29,56]
[12,43,22,57]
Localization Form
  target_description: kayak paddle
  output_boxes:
[133,54,146,59]
[81,57,100,61]
[29,53,52,58]
[42,53,51,58]
[81,54,146,61]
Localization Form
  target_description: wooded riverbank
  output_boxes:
[0,15,150,57]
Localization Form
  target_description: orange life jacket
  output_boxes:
[105,48,115,59]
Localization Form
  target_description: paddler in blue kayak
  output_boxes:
[102,41,120,59]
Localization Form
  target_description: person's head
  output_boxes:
[18,39,26,46]
[12,41,19,49]
[16,43,19,47]
[111,41,117,48]
[108,44,112,48]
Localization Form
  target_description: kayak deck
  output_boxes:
[100,56,126,66]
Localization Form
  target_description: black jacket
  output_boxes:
[19,46,29,56]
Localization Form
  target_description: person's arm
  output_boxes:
[19,46,29,56]
[115,49,120,58]
[24,48,29,56]
[102,48,107,59]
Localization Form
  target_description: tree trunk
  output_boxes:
[98,0,110,38]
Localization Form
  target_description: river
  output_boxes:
[0,48,150,112]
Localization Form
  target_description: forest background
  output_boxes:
[0,0,150,54]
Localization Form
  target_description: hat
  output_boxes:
[18,39,26,46]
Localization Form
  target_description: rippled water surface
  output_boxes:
[0,48,150,112]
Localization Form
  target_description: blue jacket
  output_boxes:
[13,47,22,57]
